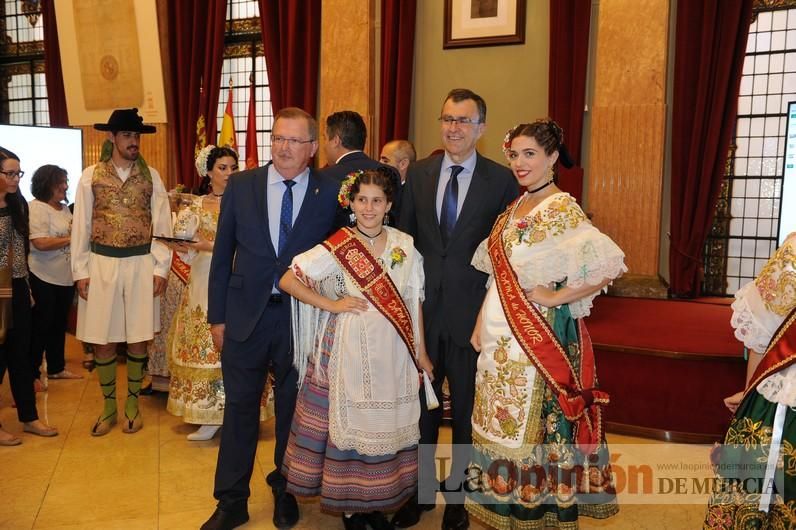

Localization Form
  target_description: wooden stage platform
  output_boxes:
[586,296,745,443]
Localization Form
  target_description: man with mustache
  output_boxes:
[71,108,172,437]
[202,107,338,530]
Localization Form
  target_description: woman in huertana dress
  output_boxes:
[465,120,626,530]
[704,233,796,528]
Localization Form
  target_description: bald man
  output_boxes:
[380,139,417,187]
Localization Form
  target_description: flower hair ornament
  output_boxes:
[338,170,363,208]
[194,144,217,178]
[502,124,522,157]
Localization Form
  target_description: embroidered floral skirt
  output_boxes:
[465,302,618,529]
[704,389,796,529]
[282,316,417,513]
[166,297,273,424]
[146,270,184,389]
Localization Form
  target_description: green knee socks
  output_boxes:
[95,356,117,420]
[125,352,147,420]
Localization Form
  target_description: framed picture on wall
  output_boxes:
[444,0,526,49]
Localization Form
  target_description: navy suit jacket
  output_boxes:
[399,152,517,349]
[207,162,338,342]
[319,151,402,227]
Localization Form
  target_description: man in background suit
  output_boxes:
[380,139,416,187]
[396,89,518,530]
[202,107,338,530]
[320,110,401,226]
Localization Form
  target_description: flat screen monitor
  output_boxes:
[0,124,83,206]
[780,101,796,245]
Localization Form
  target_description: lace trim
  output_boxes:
[730,282,777,353]
[756,364,796,406]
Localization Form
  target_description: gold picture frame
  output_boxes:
[444,0,526,49]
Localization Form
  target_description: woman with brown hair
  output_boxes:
[280,167,433,529]
[28,164,80,383]
[465,120,625,529]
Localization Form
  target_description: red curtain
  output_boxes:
[258,0,322,116]
[42,0,69,127]
[669,0,754,297]
[547,0,591,203]
[166,0,226,188]
[379,0,416,149]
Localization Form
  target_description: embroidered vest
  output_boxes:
[91,160,152,247]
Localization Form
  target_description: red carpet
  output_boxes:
[586,296,746,442]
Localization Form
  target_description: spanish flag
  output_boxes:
[245,75,259,169]
[218,77,237,151]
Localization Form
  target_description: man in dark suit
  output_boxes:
[396,89,518,530]
[201,107,338,530]
[319,110,401,226]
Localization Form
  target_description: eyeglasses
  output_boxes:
[272,136,314,147]
[438,116,482,127]
[0,170,24,179]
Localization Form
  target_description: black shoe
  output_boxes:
[364,511,394,530]
[441,504,468,530]
[391,496,434,528]
[200,506,249,530]
[342,513,368,530]
[272,490,299,528]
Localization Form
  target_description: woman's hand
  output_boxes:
[524,285,558,308]
[188,234,213,253]
[327,296,369,314]
[723,391,744,414]
[417,346,434,382]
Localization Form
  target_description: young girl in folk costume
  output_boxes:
[465,120,626,529]
[279,167,434,530]
[704,233,796,528]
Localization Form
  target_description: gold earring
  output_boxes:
[545,166,555,182]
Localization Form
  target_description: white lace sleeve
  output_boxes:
[756,364,796,407]
[565,230,627,318]
[730,280,783,353]
[471,237,492,276]
[471,237,494,289]
[290,244,338,283]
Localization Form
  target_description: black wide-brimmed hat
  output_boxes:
[94,108,156,134]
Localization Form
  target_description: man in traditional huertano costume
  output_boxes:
[71,108,172,436]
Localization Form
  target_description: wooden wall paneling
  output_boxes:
[318,0,376,167]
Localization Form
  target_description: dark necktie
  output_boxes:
[278,179,296,256]
[440,165,463,245]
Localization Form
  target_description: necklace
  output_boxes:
[356,226,383,246]
[211,192,223,198]
[527,179,554,194]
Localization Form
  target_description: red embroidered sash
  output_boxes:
[170,251,191,285]
[487,203,609,452]
[322,228,421,374]
[743,305,796,400]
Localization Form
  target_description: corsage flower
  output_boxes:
[390,247,407,269]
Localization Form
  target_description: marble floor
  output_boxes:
[0,334,712,529]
